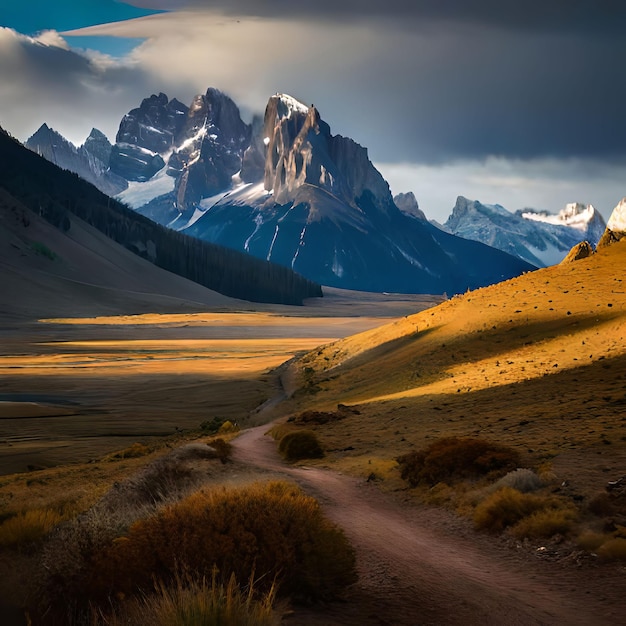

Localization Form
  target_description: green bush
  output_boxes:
[278,430,324,462]
[397,437,520,487]
[200,417,226,434]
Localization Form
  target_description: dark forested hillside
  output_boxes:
[0,128,321,305]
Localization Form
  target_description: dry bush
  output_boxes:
[278,430,324,462]
[597,538,626,561]
[208,438,232,463]
[0,507,64,550]
[577,530,609,551]
[510,507,577,539]
[473,487,567,534]
[397,437,520,487]
[291,410,345,425]
[201,416,226,434]
[218,420,238,434]
[43,481,356,616]
[102,571,279,626]
[36,443,234,621]
[492,468,543,493]
[110,442,151,459]
[587,489,626,521]
[265,423,295,441]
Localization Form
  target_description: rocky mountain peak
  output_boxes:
[115,92,188,154]
[394,192,427,220]
[83,128,112,165]
[26,123,127,196]
[167,88,251,209]
[245,92,392,212]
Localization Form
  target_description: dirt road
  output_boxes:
[232,425,624,626]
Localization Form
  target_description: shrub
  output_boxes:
[292,410,345,425]
[397,437,520,487]
[209,438,232,463]
[492,468,543,493]
[597,538,626,561]
[473,487,569,535]
[201,417,226,434]
[510,507,577,539]
[218,420,238,434]
[111,442,151,459]
[577,530,608,552]
[265,423,295,441]
[278,430,324,462]
[45,481,356,614]
[0,507,64,550]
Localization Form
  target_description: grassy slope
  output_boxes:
[277,240,626,496]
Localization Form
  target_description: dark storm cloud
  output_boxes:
[116,1,626,163]
[127,0,626,33]
[0,29,158,143]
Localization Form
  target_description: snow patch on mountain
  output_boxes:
[275,93,309,118]
[116,165,175,208]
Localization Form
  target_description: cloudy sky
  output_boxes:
[1,0,625,222]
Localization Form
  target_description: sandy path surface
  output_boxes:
[232,425,624,626]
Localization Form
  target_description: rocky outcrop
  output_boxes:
[109,143,165,182]
[560,241,594,263]
[394,192,427,220]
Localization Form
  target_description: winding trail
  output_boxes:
[231,425,623,626]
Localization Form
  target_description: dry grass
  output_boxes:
[265,241,626,528]
[473,487,575,537]
[100,571,280,626]
[0,507,65,550]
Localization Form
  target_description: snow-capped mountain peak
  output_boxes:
[274,93,310,119]
[607,197,626,233]
[444,197,607,267]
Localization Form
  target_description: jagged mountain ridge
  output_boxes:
[26,89,534,294]
[1,127,322,305]
[26,124,128,197]
[443,196,607,267]
[181,94,534,294]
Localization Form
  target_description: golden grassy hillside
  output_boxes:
[277,240,626,497]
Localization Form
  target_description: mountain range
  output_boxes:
[1,127,322,311]
[440,196,607,267]
[26,90,534,295]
